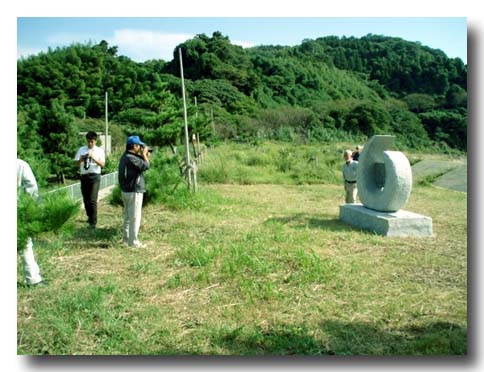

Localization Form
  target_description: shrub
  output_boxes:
[17,191,80,252]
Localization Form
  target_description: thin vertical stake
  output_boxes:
[105,91,108,155]
[179,48,191,189]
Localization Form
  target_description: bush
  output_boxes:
[17,191,80,252]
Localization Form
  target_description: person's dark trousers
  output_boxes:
[80,173,101,227]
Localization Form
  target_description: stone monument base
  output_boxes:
[339,203,433,237]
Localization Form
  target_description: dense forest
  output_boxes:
[17,32,467,184]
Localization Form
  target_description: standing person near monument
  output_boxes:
[17,159,46,287]
[74,131,105,229]
[352,145,362,161]
[342,149,358,204]
[118,135,150,248]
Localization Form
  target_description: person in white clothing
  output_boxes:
[17,159,46,287]
[342,149,359,204]
[74,131,105,228]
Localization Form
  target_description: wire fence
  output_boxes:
[45,171,118,200]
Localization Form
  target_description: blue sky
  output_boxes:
[17,17,467,63]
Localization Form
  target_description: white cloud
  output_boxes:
[109,29,194,62]
[17,29,256,63]
[233,40,255,49]
[17,47,44,59]
[109,30,256,62]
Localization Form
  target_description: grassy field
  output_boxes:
[17,142,467,355]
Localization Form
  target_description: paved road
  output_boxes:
[412,159,467,193]
[433,164,467,193]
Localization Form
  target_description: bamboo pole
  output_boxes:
[196,133,201,165]
[105,91,109,155]
[179,48,192,190]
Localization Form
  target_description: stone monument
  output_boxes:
[339,135,433,237]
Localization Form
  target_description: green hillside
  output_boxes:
[17,32,467,185]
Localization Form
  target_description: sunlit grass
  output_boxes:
[17,143,467,355]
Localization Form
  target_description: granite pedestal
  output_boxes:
[339,203,433,237]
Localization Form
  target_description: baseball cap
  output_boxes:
[127,135,145,146]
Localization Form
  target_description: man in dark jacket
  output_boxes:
[118,135,150,248]
[352,145,362,161]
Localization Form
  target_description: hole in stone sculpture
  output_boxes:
[373,162,385,189]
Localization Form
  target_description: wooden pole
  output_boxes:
[211,107,215,135]
[179,48,192,189]
[105,91,109,155]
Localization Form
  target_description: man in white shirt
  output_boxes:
[17,159,46,287]
[342,149,358,204]
[74,131,105,228]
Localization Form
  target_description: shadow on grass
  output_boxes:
[68,226,120,249]
[264,213,353,232]
[20,320,467,358]
[209,320,467,356]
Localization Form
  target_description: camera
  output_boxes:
[82,153,91,170]
[141,145,153,153]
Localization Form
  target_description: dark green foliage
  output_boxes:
[297,34,467,97]
[166,32,259,97]
[17,110,51,188]
[39,100,83,183]
[142,152,186,206]
[109,185,122,207]
[385,101,431,149]
[403,93,437,113]
[419,109,467,150]
[17,191,80,252]
[189,79,255,114]
[342,102,392,136]
[445,84,467,109]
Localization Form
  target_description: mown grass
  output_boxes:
[17,142,467,355]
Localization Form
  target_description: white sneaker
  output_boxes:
[130,241,147,248]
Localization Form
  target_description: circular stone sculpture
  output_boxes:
[356,135,412,212]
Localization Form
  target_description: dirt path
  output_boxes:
[98,185,115,200]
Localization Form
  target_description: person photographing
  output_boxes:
[118,135,150,248]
